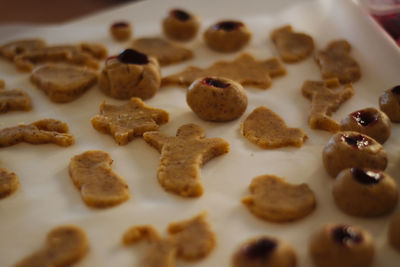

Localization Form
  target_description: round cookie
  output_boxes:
[388,212,400,252]
[309,224,375,267]
[379,85,400,122]
[99,49,160,100]
[333,168,398,217]
[322,131,388,177]
[232,236,297,267]
[162,9,200,41]
[340,107,391,144]
[203,20,251,53]
[110,21,132,41]
[187,77,248,122]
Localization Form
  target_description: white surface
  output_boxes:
[0,0,400,266]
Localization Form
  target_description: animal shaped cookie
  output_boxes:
[0,38,46,60]
[0,80,32,113]
[162,53,286,89]
[69,150,130,208]
[388,212,400,252]
[0,119,74,147]
[143,123,229,197]
[270,25,314,63]
[301,78,354,132]
[15,225,89,267]
[91,97,169,145]
[31,64,97,103]
[241,106,308,149]
[315,40,361,84]
[379,85,400,122]
[110,21,132,41]
[0,167,19,199]
[163,9,200,42]
[242,174,316,222]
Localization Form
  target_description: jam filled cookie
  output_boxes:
[309,224,374,267]
[232,236,297,267]
[379,85,400,122]
[204,20,251,52]
[99,49,161,100]
[322,131,387,177]
[163,9,200,41]
[110,21,132,41]
[340,107,391,144]
[388,212,400,252]
[0,168,19,199]
[187,77,248,122]
[333,168,398,217]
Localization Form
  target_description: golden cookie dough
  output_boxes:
[242,174,316,222]
[143,124,229,197]
[99,49,161,100]
[322,131,388,177]
[0,84,32,113]
[315,40,361,84]
[0,38,46,60]
[388,212,400,252]
[302,78,354,132]
[0,167,19,199]
[0,118,74,147]
[91,97,169,145]
[80,42,108,59]
[162,53,286,89]
[131,37,193,66]
[241,106,308,149]
[0,79,4,88]
[31,64,97,103]
[379,85,400,122]
[69,150,130,208]
[270,25,314,63]
[163,9,200,41]
[333,168,398,217]
[309,224,374,267]
[232,236,297,267]
[187,77,248,121]
[204,20,251,52]
[110,21,132,41]
[15,225,89,267]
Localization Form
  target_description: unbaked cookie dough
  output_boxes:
[388,212,400,252]
[0,38,46,60]
[163,9,200,41]
[379,85,400,122]
[110,21,132,41]
[0,81,31,113]
[0,167,19,199]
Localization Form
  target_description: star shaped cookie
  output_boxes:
[91,97,169,145]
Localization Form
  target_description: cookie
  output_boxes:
[270,25,314,63]
[110,21,132,41]
[91,97,169,145]
[163,9,200,42]
[315,40,361,84]
[79,42,108,60]
[162,53,286,89]
[0,168,19,199]
[31,64,97,103]
[340,107,391,144]
[241,106,308,149]
[15,225,89,267]
[0,39,46,60]
[0,79,4,88]
[204,20,251,52]
[379,85,400,122]
[301,78,354,132]
[99,49,161,100]
[309,224,375,267]
[69,150,130,208]
[0,119,74,147]
[322,131,388,177]
[333,168,398,217]
[187,77,248,121]
[131,37,193,66]
[0,81,32,113]
[232,236,297,267]
[388,212,400,252]
[242,174,316,222]
[143,123,229,197]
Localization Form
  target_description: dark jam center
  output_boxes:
[202,77,230,88]
[332,226,362,246]
[351,110,378,126]
[171,9,191,21]
[112,21,129,28]
[214,21,243,31]
[118,49,149,65]
[243,238,277,260]
[341,134,371,148]
[391,85,400,95]
[351,168,382,185]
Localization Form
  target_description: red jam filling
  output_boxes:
[243,238,277,260]
[351,110,378,126]
[332,225,362,246]
[118,49,149,65]
[214,21,243,31]
[351,168,382,185]
[112,21,129,28]
[341,134,372,149]
[171,9,191,21]
[201,77,230,88]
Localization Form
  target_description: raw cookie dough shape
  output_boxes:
[301,78,354,132]
[333,168,398,217]
[0,167,19,199]
[232,236,297,267]
[31,64,97,103]
[309,223,375,267]
[131,37,193,66]
[15,225,89,267]
[69,150,130,208]
[91,97,169,145]
[0,81,32,113]
[315,40,361,84]
[379,85,400,122]
[0,118,74,147]
[0,39,46,60]
[388,212,400,252]
[242,174,316,222]
[270,25,314,63]
[241,106,308,149]
[110,21,132,41]
[163,9,200,42]
[143,123,229,197]
[162,53,286,89]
